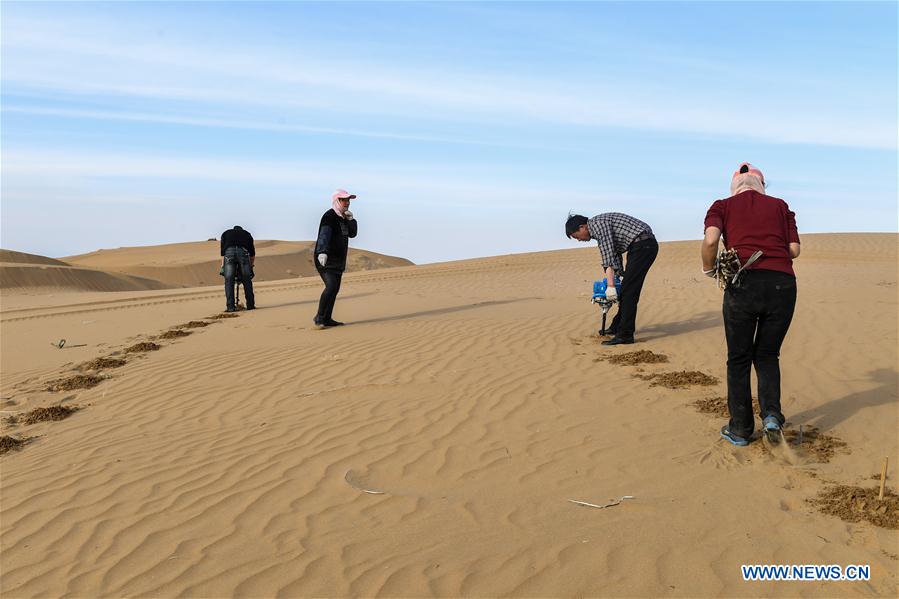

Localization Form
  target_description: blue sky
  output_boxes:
[1,1,896,264]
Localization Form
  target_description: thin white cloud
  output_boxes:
[0,105,538,149]
[0,148,557,203]
[2,13,895,150]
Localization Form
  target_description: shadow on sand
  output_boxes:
[351,297,541,325]
[260,291,380,310]
[787,368,898,431]
[638,310,721,340]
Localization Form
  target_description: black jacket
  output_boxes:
[221,226,255,256]
[314,210,357,271]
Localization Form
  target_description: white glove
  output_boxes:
[317,253,328,267]
[344,210,353,220]
[605,285,618,302]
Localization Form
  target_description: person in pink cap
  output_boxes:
[701,163,801,447]
[313,189,358,328]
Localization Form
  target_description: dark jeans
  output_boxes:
[723,269,796,438]
[224,247,255,310]
[609,238,658,339]
[315,268,343,323]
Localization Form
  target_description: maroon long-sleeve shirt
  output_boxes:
[704,190,800,277]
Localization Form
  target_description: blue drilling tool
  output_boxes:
[591,277,621,335]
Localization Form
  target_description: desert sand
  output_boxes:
[1,233,897,597]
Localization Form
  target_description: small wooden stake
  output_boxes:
[798,424,803,445]
[878,457,888,501]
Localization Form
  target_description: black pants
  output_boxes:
[723,269,796,438]
[315,268,343,323]
[609,238,658,339]
[223,247,255,310]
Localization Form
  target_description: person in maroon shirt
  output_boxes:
[701,163,801,447]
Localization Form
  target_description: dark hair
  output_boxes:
[565,214,588,238]
[738,164,768,188]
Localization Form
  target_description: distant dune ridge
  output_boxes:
[0,241,413,293]
[0,250,69,266]
[0,250,171,293]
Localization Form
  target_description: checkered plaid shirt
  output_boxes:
[587,213,653,273]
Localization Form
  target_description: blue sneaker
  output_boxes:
[763,416,782,444]
[720,426,750,446]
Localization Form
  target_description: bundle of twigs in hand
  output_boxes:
[715,249,742,290]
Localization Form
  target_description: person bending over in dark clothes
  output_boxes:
[220,225,255,312]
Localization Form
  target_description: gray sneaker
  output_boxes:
[763,416,782,444]
[720,426,750,447]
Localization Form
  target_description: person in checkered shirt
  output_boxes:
[566,212,658,345]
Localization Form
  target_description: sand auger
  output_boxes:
[591,277,621,335]
[715,249,763,290]
[234,277,244,310]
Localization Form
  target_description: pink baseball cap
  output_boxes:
[332,189,356,201]
[732,162,765,185]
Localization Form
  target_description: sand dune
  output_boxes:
[64,240,414,287]
[0,249,69,266]
[0,249,174,294]
[0,241,412,295]
[1,233,896,597]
